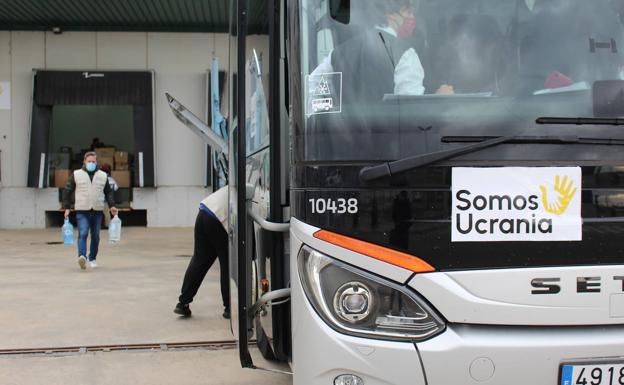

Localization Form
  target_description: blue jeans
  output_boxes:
[76,211,103,261]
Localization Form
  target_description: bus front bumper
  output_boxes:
[417,323,624,385]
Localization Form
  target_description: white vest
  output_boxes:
[74,169,108,211]
[201,186,228,229]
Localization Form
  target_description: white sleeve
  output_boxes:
[394,48,425,95]
[109,177,119,192]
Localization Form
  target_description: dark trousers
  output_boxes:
[179,210,230,310]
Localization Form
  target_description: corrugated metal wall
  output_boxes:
[0,0,230,32]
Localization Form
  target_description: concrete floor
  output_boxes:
[0,349,290,385]
[0,227,292,385]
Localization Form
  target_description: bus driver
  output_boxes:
[311,0,453,102]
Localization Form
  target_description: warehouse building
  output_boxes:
[0,0,264,228]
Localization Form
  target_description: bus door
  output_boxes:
[230,0,291,369]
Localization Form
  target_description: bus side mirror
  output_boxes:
[330,0,350,24]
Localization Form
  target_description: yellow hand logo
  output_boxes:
[540,175,577,215]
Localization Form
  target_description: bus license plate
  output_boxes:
[560,362,624,385]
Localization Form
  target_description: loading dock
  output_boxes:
[28,70,155,189]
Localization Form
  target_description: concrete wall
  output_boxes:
[0,31,241,228]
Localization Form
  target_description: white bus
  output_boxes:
[191,0,624,384]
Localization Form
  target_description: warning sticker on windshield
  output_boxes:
[451,167,582,242]
[305,72,342,116]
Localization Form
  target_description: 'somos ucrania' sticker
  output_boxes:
[452,167,582,242]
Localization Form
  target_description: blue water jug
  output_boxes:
[108,215,122,243]
[62,218,74,246]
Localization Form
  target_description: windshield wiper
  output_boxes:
[537,117,624,125]
[359,135,624,182]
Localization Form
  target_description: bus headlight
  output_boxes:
[298,245,445,341]
[333,281,374,324]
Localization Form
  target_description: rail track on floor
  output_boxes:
[0,339,241,357]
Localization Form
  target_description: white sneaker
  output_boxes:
[78,256,87,270]
[89,261,98,269]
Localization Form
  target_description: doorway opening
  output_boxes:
[27,70,154,227]
[28,70,155,190]
[48,105,135,208]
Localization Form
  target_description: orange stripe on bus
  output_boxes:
[313,230,435,273]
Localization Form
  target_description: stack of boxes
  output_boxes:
[94,147,131,188]
[51,147,132,210]
[112,150,131,188]
[52,147,132,189]
[51,152,72,188]
[94,147,115,173]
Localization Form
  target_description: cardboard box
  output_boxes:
[94,147,115,159]
[115,163,129,171]
[111,171,131,188]
[114,151,129,164]
[54,170,72,188]
[98,157,114,169]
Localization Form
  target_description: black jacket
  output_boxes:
[331,29,412,103]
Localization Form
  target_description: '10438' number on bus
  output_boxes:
[309,198,358,214]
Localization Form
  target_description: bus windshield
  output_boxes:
[296,0,624,162]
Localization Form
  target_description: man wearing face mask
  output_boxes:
[63,152,118,270]
[311,0,453,102]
